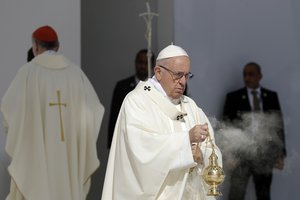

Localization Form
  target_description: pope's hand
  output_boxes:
[191,143,203,165]
[189,123,208,143]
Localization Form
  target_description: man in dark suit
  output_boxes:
[223,62,286,200]
[107,49,155,148]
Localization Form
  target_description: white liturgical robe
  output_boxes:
[101,79,222,200]
[1,52,104,200]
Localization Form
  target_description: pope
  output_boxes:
[101,44,222,200]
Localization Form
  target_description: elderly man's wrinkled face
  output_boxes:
[155,56,191,99]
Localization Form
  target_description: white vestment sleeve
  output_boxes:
[124,94,195,172]
[170,131,196,171]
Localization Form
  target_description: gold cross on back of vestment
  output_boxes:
[49,90,67,141]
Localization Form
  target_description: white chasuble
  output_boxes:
[101,80,222,200]
[1,52,104,200]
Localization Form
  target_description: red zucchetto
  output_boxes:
[32,25,58,42]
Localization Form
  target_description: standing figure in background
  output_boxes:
[1,25,104,200]
[102,44,222,199]
[107,49,154,148]
[27,47,34,62]
[223,62,286,200]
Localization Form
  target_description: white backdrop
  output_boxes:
[175,0,300,199]
[0,0,80,198]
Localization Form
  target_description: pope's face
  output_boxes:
[155,56,190,99]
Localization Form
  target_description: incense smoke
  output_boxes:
[209,112,285,173]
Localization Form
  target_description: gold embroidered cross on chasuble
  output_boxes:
[49,90,67,141]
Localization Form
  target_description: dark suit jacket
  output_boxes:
[108,76,136,148]
[223,87,286,165]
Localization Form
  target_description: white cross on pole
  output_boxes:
[139,1,158,78]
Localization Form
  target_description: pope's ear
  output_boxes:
[154,66,162,80]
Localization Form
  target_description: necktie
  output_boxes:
[251,90,260,111]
